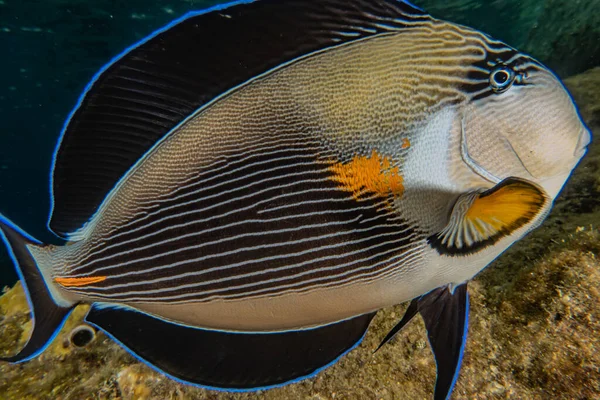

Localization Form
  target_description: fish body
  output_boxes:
[0,0,590,398]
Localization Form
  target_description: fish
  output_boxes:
[0,0,591,398]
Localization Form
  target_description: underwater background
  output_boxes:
[0,0,599,398]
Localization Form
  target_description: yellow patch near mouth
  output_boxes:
[328,150,404,200]
[54,276,107,287]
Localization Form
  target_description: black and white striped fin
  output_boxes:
[85,304,375,390]
[49,0,428,238]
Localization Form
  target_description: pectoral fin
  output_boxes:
[429,177,548,255]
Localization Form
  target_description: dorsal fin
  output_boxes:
[49,0,428,238]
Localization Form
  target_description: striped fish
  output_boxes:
[0,0,590,398]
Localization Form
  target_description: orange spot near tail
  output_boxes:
[55,276,107,287]
[401,138,411,149]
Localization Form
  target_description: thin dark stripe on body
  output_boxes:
[64,132,421,302]
[60,20,541,303]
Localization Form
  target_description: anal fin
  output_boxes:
[85,304,375,390]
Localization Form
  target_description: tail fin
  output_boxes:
[0,215,74,362]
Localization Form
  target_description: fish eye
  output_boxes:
[490,67,515,93]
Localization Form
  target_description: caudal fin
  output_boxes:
[0,215,73,362]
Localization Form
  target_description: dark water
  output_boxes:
[0,0,598,287]
[0,0,220,285]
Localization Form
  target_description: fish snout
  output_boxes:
[574,126,592,158]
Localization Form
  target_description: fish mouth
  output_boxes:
[574,127,591,158]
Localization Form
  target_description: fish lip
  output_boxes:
[574,146,588,160]
[574,127,592,157]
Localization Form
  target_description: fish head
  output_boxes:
[461,56,591,199]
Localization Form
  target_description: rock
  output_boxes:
[565,67,600,128]
[1,229,599,398]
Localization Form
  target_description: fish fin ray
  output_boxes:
[85,304,375,390]
[418,284,469,400]
[429,177,548,255]
[0,215,74,362]
[375,297,418,352]
[49,0,429,238]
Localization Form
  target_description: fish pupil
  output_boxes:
[494,71,509,84]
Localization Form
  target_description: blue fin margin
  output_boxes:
[85,303,375,392]
[376,283,470,400]
[47,0,425,240]
[47,0,256,239]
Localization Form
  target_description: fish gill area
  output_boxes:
[0,0,599,399]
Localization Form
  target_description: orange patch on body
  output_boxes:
[465,181,546,234]
[329,150,404,200]
[54,276,107,287]
[401,138,411,149]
